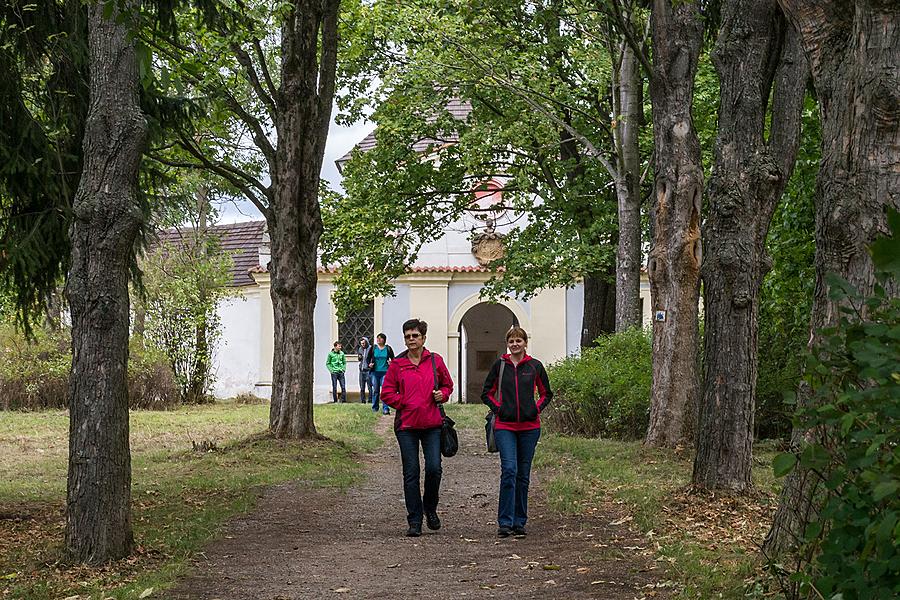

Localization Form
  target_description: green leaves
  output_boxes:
[325,0,642,312]
[869,209,900,279]
[772,452,798,478]
[785,214,900,597]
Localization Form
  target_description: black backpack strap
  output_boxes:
[433,354,447,417]
[431,354,439,390]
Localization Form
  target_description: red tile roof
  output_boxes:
[336,99,473,169]
[154,221,266,287]
[250,264,493,275]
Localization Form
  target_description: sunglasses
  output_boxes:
[403,333,422,339]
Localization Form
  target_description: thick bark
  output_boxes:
[693,1,807,491]
[644,0,704,448]
[764,0,900,555]
[614,44,644,332]
[581,269,616,348]
[267,0,340,438]
[64,0,146,564]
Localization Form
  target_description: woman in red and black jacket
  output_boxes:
[481,326,552,538]
[382,318,453,538]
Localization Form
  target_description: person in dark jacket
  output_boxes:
[381,318,454,537]
[368,333,395,415]
[481,326,552,537]
[356,337,373,404]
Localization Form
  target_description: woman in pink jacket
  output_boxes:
[381,318,454,537]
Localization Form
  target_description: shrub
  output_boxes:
[545,327,651,439]
[772,211,900,599]
[0,326,70,410]
[128,339,180,410]
[0,326,179,410]
[139,236,236,404]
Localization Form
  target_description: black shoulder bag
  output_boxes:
[432,355,458,458]
[485,361,502,453]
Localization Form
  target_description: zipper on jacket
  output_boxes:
[514,362,520,421]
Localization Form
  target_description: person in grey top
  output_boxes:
[356,336,373,404]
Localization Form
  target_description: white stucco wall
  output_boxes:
[565,285,584,357]
[381,284,410,347]
[212,290,261,398]
[314,282,337,403]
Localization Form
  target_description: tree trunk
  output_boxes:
[581,269,615,348]
[764,0,900,555]
[693,1,807,491]
[644,0,704,448]
[615,43,644,332]
[267,0,340,438]
[187,186,211,403]
[64,0,146,564]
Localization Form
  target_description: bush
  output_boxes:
[128,339,181,410]
[772,211,900,599]
[545,328,651,439]
[0,326,179,410]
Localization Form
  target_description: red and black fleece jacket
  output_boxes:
[481,354,552,431]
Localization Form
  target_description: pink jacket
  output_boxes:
[381,349,454,430]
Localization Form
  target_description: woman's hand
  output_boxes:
[433,390,443,403]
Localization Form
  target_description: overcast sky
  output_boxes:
[216,114,373,224]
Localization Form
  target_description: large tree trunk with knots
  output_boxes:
[644,0,704,448]
[64,0,146,564]
[763,0,900,556]
[692,0,808,491]
[267,0,340,438]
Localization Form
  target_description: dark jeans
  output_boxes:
[494,428,541,529]
[395,428,442,527]
[358,370,372,403]
[371,371,387,412]
[330,372,346,403]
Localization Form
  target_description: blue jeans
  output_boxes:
[330,372,346,403]
[358,370,372,403]
[495,428,541,529]
[396,428,442,527]
[370,371,388,412]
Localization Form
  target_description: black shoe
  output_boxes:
[512,526,527,537]
[406,524,422,537]
[497,526,512,538]
[425,512,441,531]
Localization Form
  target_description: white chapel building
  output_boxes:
[207,122,654,402]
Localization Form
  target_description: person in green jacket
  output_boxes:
[326,341,347,403]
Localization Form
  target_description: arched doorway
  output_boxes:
[459,303,518,403]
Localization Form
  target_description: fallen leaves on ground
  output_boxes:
[658,486,777,555]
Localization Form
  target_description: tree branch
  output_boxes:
[316,0,340,138]
[604,0,654,78]
[231,41,277,119]
[769,15,809,181]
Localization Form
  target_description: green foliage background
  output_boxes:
[545,327,652,439]
[772,211,900,599]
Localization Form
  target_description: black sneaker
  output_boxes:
[512,526,527,537]
[425,512,441,531]
[497,526,512,538]
[406,524,422,537]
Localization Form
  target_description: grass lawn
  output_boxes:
[534,433,783,599]
[2,401,782,599]
[0,401,380,600]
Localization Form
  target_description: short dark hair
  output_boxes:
[402,318,427,336]
[333,341,341,348]
[376,333,387,342]
[506,326,528,343]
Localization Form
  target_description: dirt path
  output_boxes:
[169,418,670,599]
